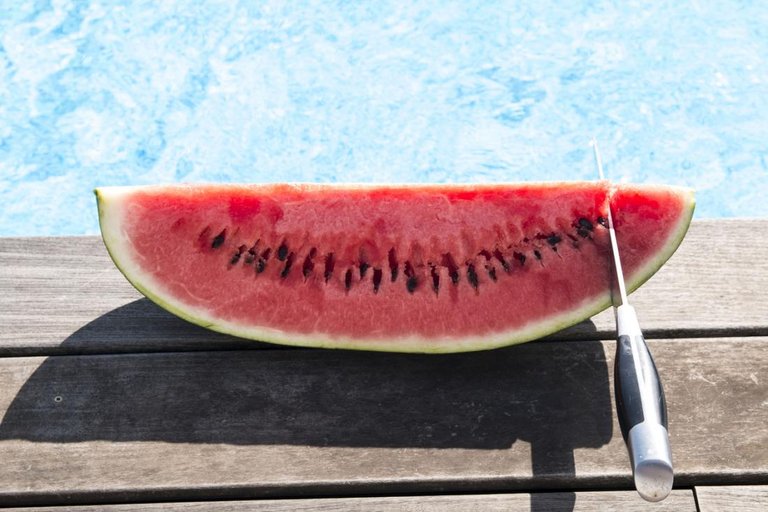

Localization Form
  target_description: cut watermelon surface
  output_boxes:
[96,182,694,353]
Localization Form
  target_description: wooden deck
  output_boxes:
[0,219,766,511]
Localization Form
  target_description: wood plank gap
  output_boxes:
[545,329,768,343]
[3,333,767,360]
[0,479,690,509]
[3,328,768,359]
[692,485,702,512]
[0,472,735,508]
[0,345,295,359]
[0,490,698,511]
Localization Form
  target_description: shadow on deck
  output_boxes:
[0,299,614,511]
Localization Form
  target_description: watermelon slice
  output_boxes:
[96,182,694,353]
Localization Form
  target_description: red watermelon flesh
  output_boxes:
[96,182,694,353]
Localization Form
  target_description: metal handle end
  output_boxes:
[635,458,674,502]
[628,422,674,502]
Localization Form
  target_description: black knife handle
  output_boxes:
[614,304,673,502]
[615,334,668,438]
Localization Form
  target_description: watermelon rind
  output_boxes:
[95,184,694,353]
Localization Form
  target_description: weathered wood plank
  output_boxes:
[0,236,269,356]
[0,338,764,506]
[0,489,697,511]
[1,220,767,356]
[695,485,768,512]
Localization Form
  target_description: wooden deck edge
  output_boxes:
[0,483,697,509]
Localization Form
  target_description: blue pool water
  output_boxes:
[1,1,767,236]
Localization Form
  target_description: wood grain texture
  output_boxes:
[0,338,764,506]
[695,485,768,512]
[0,490,697,511]
[0,236,271,355]
[1,220,768,355]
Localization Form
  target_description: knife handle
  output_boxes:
[614,305,673,502]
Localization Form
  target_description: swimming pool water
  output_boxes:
[1,1,767,235]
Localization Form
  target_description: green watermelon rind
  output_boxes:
[95,185,695,354]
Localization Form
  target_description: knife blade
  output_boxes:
[591,140,674,502]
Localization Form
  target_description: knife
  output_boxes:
[591,140,674,502]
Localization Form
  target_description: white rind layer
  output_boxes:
[96,184,695,353]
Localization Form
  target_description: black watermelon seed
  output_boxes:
[404,262,417,293]
[256,259,266,273]
[388,248,399,282]
[487,266,497,282]
[230,245,246,265]
[578,217,594,231]
[514,252,526,266]
[467,264,479,289]
[372,268,383,293]
[280,253,295,279]
[256,248,271,273]
[359,262,370,279]
[324,253,335,282]
[533,249,542,261]
[547,234,562,246]
[597,216,608,227]
[302,248,317,278]
[211,230,226,249]
[430,265,440,294]
[406,275,418,293]
[244,241,259,264]
[277,242,288,261]
[442,253,460,284]
[493,249,510,272]
[345,269,353,290]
